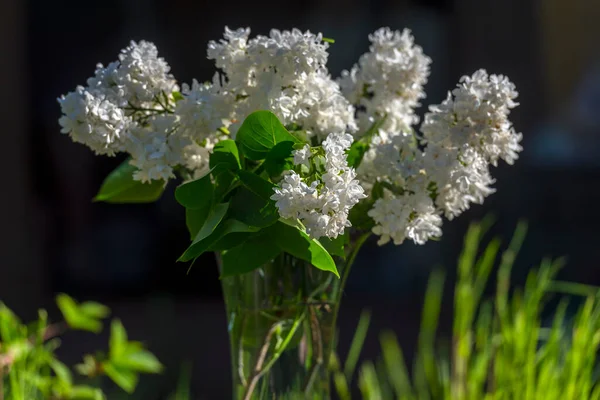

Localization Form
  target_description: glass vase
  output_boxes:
[218,234,368,400]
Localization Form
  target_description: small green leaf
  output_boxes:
[79,302,110,319]
[172,91,184,102]
[229,186,279,228]
[208,232,258,251]
[179,218,260,262]
[50,359,73,386]
[76,355,99,377]
[109,319,128,360]
[174,173,213,210]
[210,140,241,171]
[0,302,22,343]
[68,385,105,400]
[220,231,282,277]
[236,111,299,160]
[322,37,335,43]
[347,141,369,169]
[289,129,309,143]
[180,202,229,259]
[115,349,163,374]
[238,170,277,200]
[56,294,103,333]
[94,159,165,203]
[228,171,279,228]
[185,207,209,240]
[103,362,139,394]
[264,141,295,177]
[319,231,350,259]
[210,140,242,200]
[268,222,339,277]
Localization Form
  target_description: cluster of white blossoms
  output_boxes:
[58,27,522,245]
[204,27,357,139]
[338,28,431,134]
[270,133,366,239]
[58,41,212,182]
[336,27,521,245]
[360,69,521,245]
[58,29,358,184]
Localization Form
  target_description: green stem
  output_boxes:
[242,313,305,400]
[331,232,372,327]
[303,305,324,394]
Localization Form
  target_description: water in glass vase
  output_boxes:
[219,252,346,400]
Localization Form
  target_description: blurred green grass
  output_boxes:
[332,219,600,399]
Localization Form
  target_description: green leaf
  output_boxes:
[264,141,295,177]
[238,170,277,200]
[229,171,279,228]
[210,140,242,201]
[289,129,309,143]
[109,319,128,360]
[0,302,22,343]
[50,359,73,386]
[115,349,163,374]
[103,363,138,394]
[236,111,299,160]
[319,231,350,259]
[268,222,339,277]
[174,173,213,210]
[75,355,99,377]
[67,385,105,400]
[347,141,369,169]
[179,203,229,259]
[56,294,103,333]
[93,159,165,203]
[208,232,258,251]
[185,207,209,240]
[179,218,260,262]
[210,140,241,171]
[79,302,110,319]
[229,186,279,228]
[323,37,335,43]
[172,91,184,102]
[220,231,282,277]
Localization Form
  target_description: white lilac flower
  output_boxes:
[125,115,187,183]
[117,40,178,105]
[292,144,311,167]
[182,139,214,180]
[271,133,366,239]
[322,132,354,172]
[207,27,251,78]
[57,86,130,155]
[433,148,496,219]
[175,76,229,140]
[339,27,431,135]
[364,70,520,245]
[86,62,127,105]
[368,191,441,246]
[293,70,357,138]
[206,27,356,139]
[420,69,522,166]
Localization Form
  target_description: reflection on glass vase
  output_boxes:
[218,234,367,400]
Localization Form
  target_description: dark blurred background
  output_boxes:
[1,0,599,397]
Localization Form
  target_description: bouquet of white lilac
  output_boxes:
[58,27,522,399]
